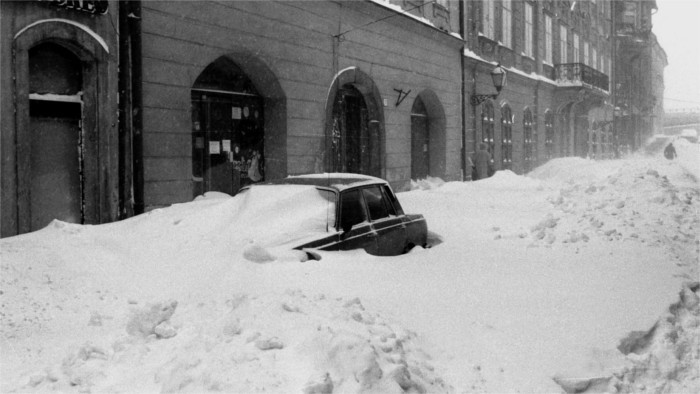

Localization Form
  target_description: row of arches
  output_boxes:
[191,58,448,198]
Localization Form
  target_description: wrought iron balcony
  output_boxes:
[554,63,609,92]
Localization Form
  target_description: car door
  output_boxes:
[361,185,407,256]
[336,189,378,253]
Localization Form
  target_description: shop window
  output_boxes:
[192,57,265,198]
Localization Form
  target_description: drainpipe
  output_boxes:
[459,0,467,180]
[129,0,144,215]
[118,1,132,218]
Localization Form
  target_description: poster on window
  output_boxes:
[232,107,242,120]
[209,141,220,155]
[222,139,231,152]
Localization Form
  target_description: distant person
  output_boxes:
[664,142,677,160]
[473,143,493,180]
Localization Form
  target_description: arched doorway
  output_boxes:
[191,57,265,197]
[574,111,589,158]
[410,90,447,180]
[27,43,84,230]
[557,103,574,157]
[325,68,383,177]
[411,96,429,180]
[331,85,370,174]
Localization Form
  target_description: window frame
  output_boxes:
[502,0,513,48]
[559,24,568,64]
[524,2,534,58]
[573,33,580,63]
[544,14,553,64]
[483,0,496,40]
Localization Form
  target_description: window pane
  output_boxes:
[362,186,390,221]
[340,190,367,230]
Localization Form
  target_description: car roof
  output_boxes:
[257,173,388,191]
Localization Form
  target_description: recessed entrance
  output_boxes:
[191,57,265,197]
[330,85,374,175]
[411,96,430,180]
[28,43,85,230]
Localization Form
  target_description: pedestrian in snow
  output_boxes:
[473,143,493,180]
[664,142,677,160]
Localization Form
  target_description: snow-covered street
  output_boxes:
[1,139,698,393]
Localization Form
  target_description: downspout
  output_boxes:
[129,0,144,214]
[118,1,133,218]
[459,0,467,180]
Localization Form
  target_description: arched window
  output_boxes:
[501,104,513,170]
[523,108,534,172]
[481,101,495,155]
[544,110,555,159]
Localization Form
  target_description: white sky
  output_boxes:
[653,0,700,110]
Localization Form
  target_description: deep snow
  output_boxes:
[1,138,698,393]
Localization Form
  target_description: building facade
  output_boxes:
[1,0,120,236]
[613,0,666,152]
[0,0,666,237]
[463,0,615,174]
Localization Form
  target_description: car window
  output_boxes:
[362,186,390,221]
[381,185,404,216]
[340,189,367,230]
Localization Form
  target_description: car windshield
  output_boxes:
[240,185,337,233]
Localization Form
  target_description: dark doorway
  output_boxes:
[192,57,265,197]
[331,86,370,174]
[29,101,83,230]
[411,97,429,180]
[28,43,84,230]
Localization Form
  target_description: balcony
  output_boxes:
[555,63,609,92]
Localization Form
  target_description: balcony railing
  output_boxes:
[555,63,609,92]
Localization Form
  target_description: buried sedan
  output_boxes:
[240,174,428,258]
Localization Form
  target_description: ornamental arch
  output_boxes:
[10,19,116,234]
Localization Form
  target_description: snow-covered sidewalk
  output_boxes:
[1,141,698,393]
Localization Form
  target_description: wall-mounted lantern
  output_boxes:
[470,64,508,106]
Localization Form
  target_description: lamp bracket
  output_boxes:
[470,93,498,106]
[393,88,411,107]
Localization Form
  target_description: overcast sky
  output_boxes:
[653,0,700,111]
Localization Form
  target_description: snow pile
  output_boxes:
[611,282,700,393]
[527,157,699,272]
[1,147,698,393]
[18,291,446,393]
[410,176,445,190]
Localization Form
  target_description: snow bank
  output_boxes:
[1,150,697,393]
[15,291,447,393]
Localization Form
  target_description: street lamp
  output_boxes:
[470,64,508,106]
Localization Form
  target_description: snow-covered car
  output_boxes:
[241,174,428,257]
